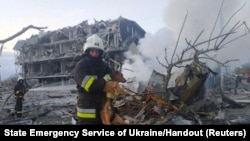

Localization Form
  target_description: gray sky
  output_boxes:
[1,0,250,81]
[0,0,168,80]
[0,0,167,52]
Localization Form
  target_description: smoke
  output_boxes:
[122,0,250,84]
[163,0,250,69]
[122,27,175,83]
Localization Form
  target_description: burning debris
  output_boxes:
[115,61,250,125]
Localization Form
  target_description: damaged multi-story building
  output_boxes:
[13,16,145,87]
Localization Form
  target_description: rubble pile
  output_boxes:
[1,70,250,125]
[0,86,77,125]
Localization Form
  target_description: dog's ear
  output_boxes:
[112,71,126,83]
[113,70,119,75]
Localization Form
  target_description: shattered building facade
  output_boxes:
[13,16,145,87]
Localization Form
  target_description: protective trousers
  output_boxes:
[15,98,23,117]
[76,118,103,125]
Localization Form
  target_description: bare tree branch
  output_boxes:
[171,11,188,63]
[215,1,247,46]
[202,53,239,67]
[0,25,47,55]
[155,1,250,91]
[207,0,225,49]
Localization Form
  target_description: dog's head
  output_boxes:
[112,71,126,83]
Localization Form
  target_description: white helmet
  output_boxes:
[17,76,24,82]
[83,34,104,53]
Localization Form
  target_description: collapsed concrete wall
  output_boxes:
[13,16,145,87]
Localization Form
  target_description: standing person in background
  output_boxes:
[14,76,28,117]
[74,34,117,125]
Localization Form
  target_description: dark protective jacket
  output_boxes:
[14,81,27,99]
[74,54,112,124]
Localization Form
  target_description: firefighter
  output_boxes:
[14,76,28,117]
[74,34,115,124]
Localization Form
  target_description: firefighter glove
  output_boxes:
[103,74,111,81]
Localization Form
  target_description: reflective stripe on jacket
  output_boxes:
[76,107,96,118]
[74,54,112,121]
[81,75,97,92]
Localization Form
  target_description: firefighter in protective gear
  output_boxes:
[14,76,28,117]
[74,34,114,124]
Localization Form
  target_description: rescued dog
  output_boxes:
[102,70,129,125]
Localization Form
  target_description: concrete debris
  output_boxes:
[1,74,250,125]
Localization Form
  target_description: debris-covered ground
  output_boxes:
[0,85,77,125]
[1,74,250,125]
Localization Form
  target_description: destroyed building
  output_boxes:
[13,16,145,87]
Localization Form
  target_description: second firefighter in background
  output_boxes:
[14,76,28,117]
